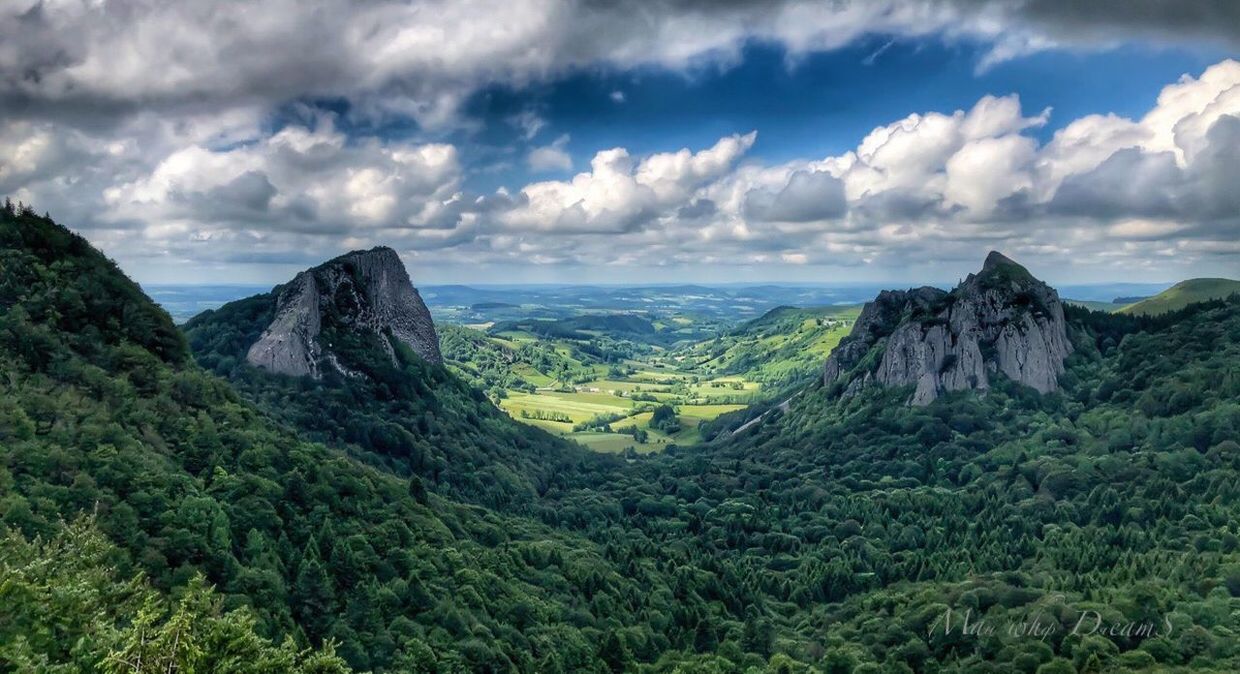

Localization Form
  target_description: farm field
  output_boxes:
[497,379,753,453]
[440,303,858,453]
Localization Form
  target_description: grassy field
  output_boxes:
[497,379,753,453]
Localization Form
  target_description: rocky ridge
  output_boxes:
[823,251,1073,405]
[246,247,441,378]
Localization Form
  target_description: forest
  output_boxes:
[3,206,1239,673]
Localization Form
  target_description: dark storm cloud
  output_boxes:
[176,172,328,232]
[206,172,278,215]
[849,190,944,223]
[1185,114,1240,221]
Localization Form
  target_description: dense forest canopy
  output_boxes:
[3,206,1240,673]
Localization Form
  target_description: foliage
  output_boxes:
[0,210,690,672]
[0,519,349,674]
[648,405,681,434]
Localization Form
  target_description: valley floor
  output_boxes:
[447,305,858,453]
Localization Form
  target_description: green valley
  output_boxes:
[440,306,857,453]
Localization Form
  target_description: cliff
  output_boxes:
[823,251,1072,405]
[246,247,441,378]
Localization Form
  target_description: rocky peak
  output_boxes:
[981,250,1022,273]
[823,252,1072,405]
[245,247,442,378]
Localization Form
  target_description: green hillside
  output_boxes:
[1120,277,1240,316]
[673,304,859,389]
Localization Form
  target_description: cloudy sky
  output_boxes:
[2,0,1238,286]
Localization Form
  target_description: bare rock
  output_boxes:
[246,272,324,378]
[246,247,441,378]
[822,251,1072,405]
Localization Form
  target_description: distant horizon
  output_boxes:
[141,279,1195,292]
[121,246,1212,291]
[144,277,1198,323]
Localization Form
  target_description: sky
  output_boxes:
[1,0,1238,288]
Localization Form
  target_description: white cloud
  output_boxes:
[944,134,1037,215]
[527,135,573,172]
[508,110,547,141]
[102,116,461,236]
[502,132,755,233]
[468,60,1237,279]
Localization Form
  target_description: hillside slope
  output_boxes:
[1119,277,1240,316]
[675,304,858,389]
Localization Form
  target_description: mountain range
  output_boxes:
[3,205,1240,673]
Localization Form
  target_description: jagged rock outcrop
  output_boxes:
[246,247,441,378]
[823,251,1073,405]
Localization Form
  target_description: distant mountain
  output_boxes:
[421,282,891,324]
[145,284,273,323]
[1119,277,1240,316]
[1066,298,1125,312]
[823,251,1073,405]
[470,301,519,310]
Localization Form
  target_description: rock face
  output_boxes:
[823,251,1073,405]
[246,247,441,378]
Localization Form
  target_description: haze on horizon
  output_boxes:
[2,0,1238,287]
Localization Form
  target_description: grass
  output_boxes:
[679,403,748,418]
[675,307,854,389]
[1119,278,1240,316]
[498,376,752,454]
[500,391,630,422]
